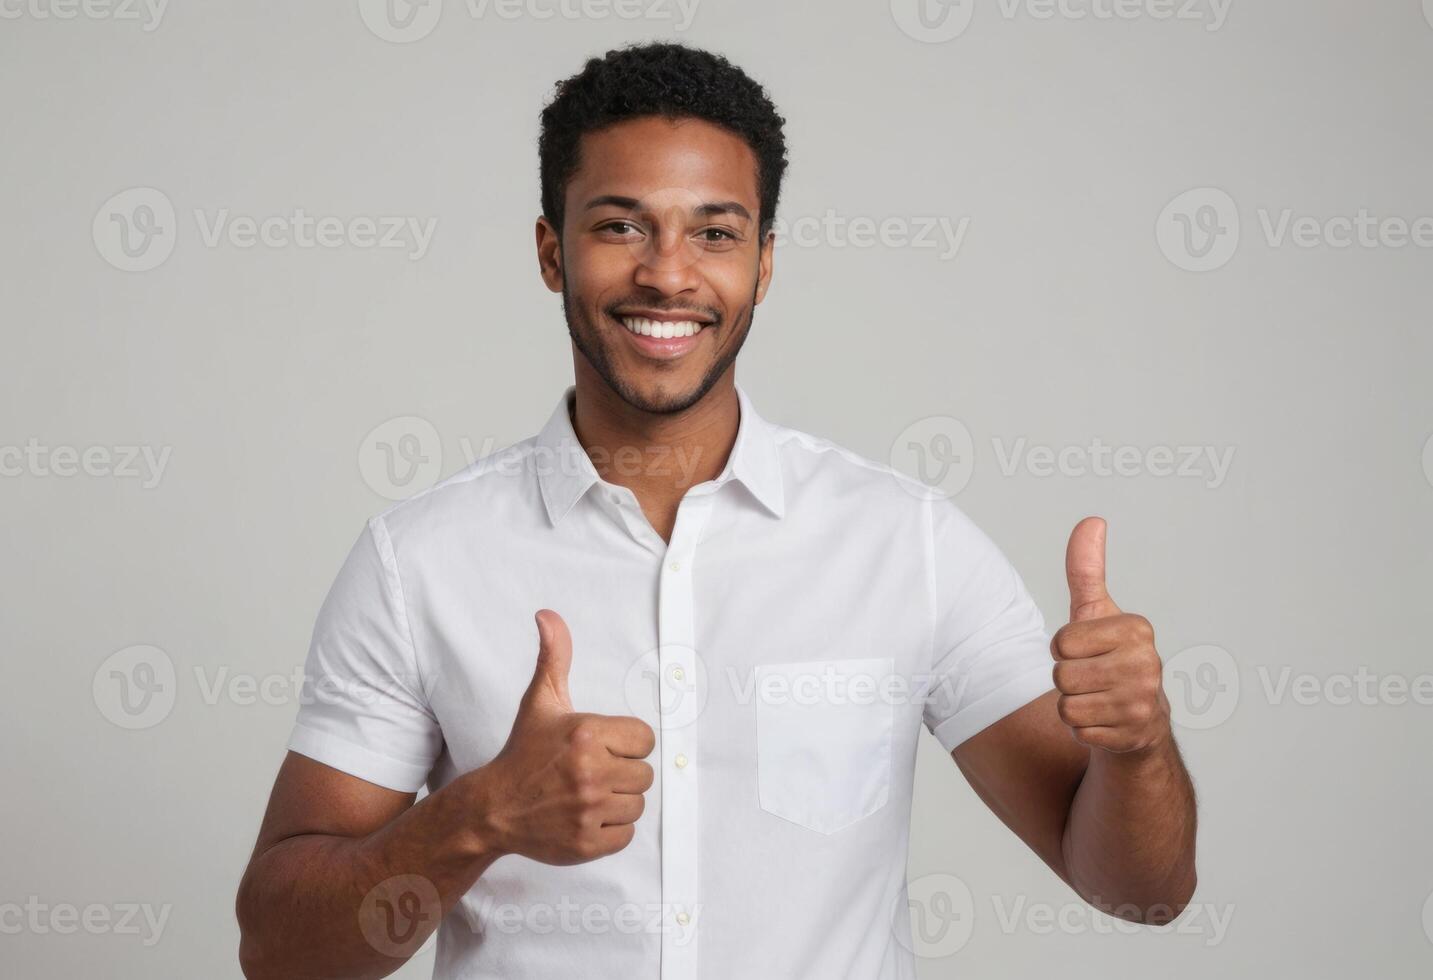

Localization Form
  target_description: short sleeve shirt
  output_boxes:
[287,382,1055,979]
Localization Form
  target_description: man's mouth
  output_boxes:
[609,312,714,360]
[615,315,712,339]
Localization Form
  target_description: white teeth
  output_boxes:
[619,316,704,339]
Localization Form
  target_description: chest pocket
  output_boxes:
[753,657,894,835]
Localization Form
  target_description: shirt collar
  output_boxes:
[535,381,785,527]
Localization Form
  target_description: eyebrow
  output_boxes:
[583,195,752,222]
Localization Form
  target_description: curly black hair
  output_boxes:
[538,41,788,238]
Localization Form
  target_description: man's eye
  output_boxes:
[698,228,738,243]
[601,221,642,236]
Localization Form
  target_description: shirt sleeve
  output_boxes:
[286,518,443,792]
[921,496,1056,753]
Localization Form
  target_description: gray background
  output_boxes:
[3,0,1431,976]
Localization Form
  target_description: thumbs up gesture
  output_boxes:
[473,609,656,865]
[1051,518,1172,756]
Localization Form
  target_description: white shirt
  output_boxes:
[288,382,1056,979]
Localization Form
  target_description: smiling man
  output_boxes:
[236,41,1197,980]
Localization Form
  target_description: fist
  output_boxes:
[474,609,656,865]
[1051,517,1172,755]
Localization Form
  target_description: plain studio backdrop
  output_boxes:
[2,1,1431,976]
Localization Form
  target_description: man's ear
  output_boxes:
[754,228,775,305]
[536,216,564,293]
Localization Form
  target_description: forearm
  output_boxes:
[1060,735,1198,923]
[237,769,502,980]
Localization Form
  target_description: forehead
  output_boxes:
[566,115,760,214]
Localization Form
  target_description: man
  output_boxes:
[236,41,1197,979]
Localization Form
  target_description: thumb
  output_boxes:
[519,608,574,718]
[1065,516,1120,622]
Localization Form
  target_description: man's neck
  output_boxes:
[569,375,739,543]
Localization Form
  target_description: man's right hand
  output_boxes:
[468,609,656,865]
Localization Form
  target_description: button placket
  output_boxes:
[657,493,712,980]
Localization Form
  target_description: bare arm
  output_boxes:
[236,610,655,979]
[949,517,1198,924]
[952,688,1198,923]
[235,753,499,980]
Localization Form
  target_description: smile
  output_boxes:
[618,316,709,339]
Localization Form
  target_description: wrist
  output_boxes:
[441,764,510,865]
[1094,727,1175,773]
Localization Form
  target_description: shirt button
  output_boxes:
[668,560,682,573]
[671,666,685,682]
[674,753,689,769]
[676,911,691,926]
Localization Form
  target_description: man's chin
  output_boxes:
[608,373,711,416]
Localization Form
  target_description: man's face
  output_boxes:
[537,115,774,415]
